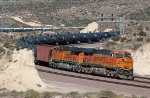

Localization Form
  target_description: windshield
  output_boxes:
[124,54,131,58]
[116,53,123,58]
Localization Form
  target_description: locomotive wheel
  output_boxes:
[110,72,115,78]
[106,72,109,77]
[81,68,85,73]
[72,67,76,71]
[77,68,81,73]
[49,63,52,68]
[52,64,55,68]
[85,69,89,74]
[34,60,37,64]
[88,69,92,74]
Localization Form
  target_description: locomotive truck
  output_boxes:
[35,45,134,80]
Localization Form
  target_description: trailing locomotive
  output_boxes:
[35,45,134,80]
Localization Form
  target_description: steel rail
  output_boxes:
[37,68,150,89]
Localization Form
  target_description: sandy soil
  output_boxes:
[11,16,43,27]
[80,22,99,33]
[11,16,52,27]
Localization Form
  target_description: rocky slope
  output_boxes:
[0,49,47,91]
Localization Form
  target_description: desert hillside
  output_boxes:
[0,0,150,30]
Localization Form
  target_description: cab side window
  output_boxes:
[111,53,114,57]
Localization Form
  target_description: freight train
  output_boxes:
[35,45,134,80]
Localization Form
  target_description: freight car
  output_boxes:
[35,45,134,80]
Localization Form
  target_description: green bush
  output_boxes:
[15,45,25,51]
[0,88,6,91]
[42,91,51,98]
[120,37,126,42]
[0,90,24,97]
[3,43,12,48]
[146,38,150,43]
[111,36,121,42]
[24,89,40,98]
[66,91,81,98]
[126,39,132,43]
[140,96,147,98]
[100,90,116,98]
[83,92,100,98]
[136,37,143,41]
[10,90,24,97]
[16,46,20,51]
[132,94,138,98]
[139,31,146,36]
[125,29,131,35]
[0,47,5,53]
[133,44,141,50]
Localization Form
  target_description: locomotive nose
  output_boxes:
[122,58,133,70]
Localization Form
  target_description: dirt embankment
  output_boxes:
[0,49,47,91]
[132,43,150,76]
[80,22,99,33]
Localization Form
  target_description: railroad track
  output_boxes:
[36,66,150,89]
[134,76,150,80]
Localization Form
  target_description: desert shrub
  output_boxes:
[11,90,17,94]
[136,37,143,41]
[132,94,138,98]
[137,25,143,31]
[66,91,81,98]
[0,92,10,97]
[125,29,131,35]
[0,90,24,97]
[3,43,12,48]
[0,88,7,91]
[133,44,141,50]
[24,89,40,98]
[0,47,5,53]
[126,39,132,43]
[108,42,117,45]
[140,96,147,98]
[83,92,101,98]
[100,90,116,98]
[42,91,51,98]
[111,36,121,42]
[15,45,25,51]
[10,90,24,97]
[146,38,150,43]
[139,31,146,36]
[120,37,126,42]
[16,46,20,51]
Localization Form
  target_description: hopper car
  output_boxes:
[35,45,134,80]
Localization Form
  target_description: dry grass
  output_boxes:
[0,90,147,98]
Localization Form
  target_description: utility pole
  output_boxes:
[1,0,16,32]
[97,14,125,50]
[97,14,125,34]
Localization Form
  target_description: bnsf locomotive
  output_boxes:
[35,45,134,80]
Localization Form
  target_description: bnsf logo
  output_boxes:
[94,57,105,61]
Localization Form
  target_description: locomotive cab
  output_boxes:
[112,51,134,79]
